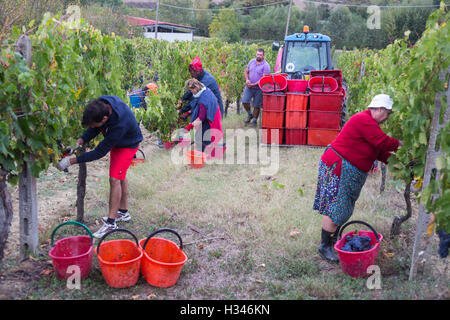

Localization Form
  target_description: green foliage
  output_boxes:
[209,9,242,43]
[0,14,125,183]
[0,12,276,184]
[88,0,122,6]
[250,6,303,40]
[337,3,450,232]
[81,3,131,37]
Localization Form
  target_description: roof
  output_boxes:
[124,16,195,31]
[284,32,331,42]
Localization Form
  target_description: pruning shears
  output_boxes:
[57,141,82,173]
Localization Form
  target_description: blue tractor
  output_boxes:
[273,26,335,79]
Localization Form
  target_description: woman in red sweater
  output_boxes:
[313,94,403,262]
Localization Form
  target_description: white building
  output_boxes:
[125,16,195,42]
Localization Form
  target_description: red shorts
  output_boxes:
[109,147,139,180]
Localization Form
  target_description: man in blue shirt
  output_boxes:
[56,96,143,238]
[180,56,224,118]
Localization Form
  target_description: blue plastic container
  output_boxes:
[129,89,145,108]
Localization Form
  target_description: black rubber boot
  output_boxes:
[318,229,340,263]
[331,225,341,246]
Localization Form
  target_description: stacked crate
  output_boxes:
[284,92,308,144]
[261,93,286,144]
[260,72,345,146]
[307,70,345,146]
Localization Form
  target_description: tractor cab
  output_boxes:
[273,26,333,79]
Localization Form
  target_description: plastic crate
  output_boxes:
[129,94,144,108]
[307,128,340,146]
[285,128,307,145]
[286,93,308,111]
[308,111,341,129]
[287,80,308,93]
[263,93,286,111]
[128,88,147,108]
[262,110,285,128]
[309,89,345,112]
[285,111,307,128]
[261,127,284,145]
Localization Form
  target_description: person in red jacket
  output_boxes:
[313,94,403,262]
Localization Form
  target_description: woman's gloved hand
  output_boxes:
[184,123,194,132]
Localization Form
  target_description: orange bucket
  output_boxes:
[95,229,143,288]
[130,148,145,166]
[139,228,187,288]
[185,150,205,169]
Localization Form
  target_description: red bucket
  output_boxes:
[164,141,175,150]
[140,228,187,288]
[308,76,338,93]
[259,74,287,93]
[334,221,383,278]
[48,221,94,280]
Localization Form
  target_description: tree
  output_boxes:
[193,0,212,37]
[245,5,302,40]
[81,4,130,37]
[324,6,352,49]
[209,9,241,43]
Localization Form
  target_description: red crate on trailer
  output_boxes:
[285,128,307,145]
[285,111,307,128]
[308,111,341,129]
[262,111,285,128]
[307,128,340,146]
[287,80,308,93]
[286,93,308,111]
[261,127,284,145]
[263,93,286,111]
[309,88,345,112]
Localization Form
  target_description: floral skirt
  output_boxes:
[313,158,368,226]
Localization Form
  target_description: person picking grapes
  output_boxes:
[56,95,143,238]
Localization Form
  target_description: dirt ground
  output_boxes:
[0,126,160,299]
[0,119,448,300]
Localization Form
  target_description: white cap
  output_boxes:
[367,94,394,110]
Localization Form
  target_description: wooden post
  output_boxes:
[284,0,293,38]
[16,35,38,260]
[19,159,39,260]
[76,145,87,223]
[155,0,160,40]
[236,95,241,115]
[380,163,386,193]
[225,99,230,117]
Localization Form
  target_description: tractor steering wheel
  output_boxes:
[291,71,304,80]
[301,65,315,73]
